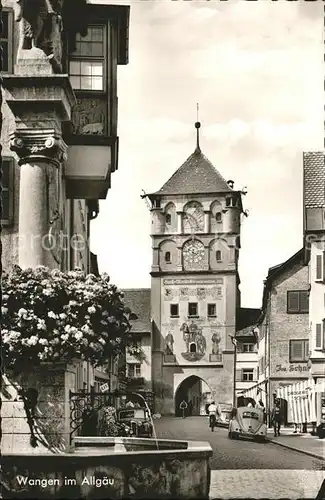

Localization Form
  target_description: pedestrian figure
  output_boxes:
[180,400,188,418]
[208,401,218,431]
[271,399,282,437]
[256,399,266,423]
[188,400,193,416]
[293,422,301,434]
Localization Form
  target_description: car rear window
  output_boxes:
[118,410,135,419]
[242,411,259,420]
[134,409,145,418]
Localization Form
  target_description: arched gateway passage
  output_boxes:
[175,376,212,417]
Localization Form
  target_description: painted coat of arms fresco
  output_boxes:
[180,322,206,362]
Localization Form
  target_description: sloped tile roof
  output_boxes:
[303,151,325,208]
[236,307,261,332]
[154,147,233,196]
[122,288,151,334]
[236,325,256,338]
[267,248,304,281]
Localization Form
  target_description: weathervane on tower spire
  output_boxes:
[195,103,201,153]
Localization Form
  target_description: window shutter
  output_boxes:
[316,255,323,281]
[287,291,299,313]
[304,340,309,360]
[315,324,323,349]
[299,291,309,313]
[235,369,241,381]
[290,341,303,361]
[1,158,14,225]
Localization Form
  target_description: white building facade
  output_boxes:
[303,151,325,424]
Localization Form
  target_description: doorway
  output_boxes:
[175,376,212,416]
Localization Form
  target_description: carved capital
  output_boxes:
[10,129,67,166]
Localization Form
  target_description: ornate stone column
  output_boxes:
[10,130,67,268]
[176,211,183,234]
[3,74,75,269]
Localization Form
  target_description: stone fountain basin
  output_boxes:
[2,437,213,499]
[73,435,190,454]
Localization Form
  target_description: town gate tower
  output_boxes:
[145,122,244,415]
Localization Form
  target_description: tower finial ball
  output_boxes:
[195,122,201,129]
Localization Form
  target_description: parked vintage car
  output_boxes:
[228,406,267,442]
[217,402,233,425]
[116,407,153,437]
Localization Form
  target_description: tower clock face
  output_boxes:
[183,202,204,233]
[183,240,205,269]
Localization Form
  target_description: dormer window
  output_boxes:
[215,212,222,222]
[166,214,171,225]
[216,250,222,262]
[165,251,171,263]
[226,198,231,207]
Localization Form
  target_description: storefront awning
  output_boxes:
[239,382,267,407]
[277,380,317,423]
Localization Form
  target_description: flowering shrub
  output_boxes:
[1,266,136,372]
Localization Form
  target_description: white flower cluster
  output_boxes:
[2,265,132,369]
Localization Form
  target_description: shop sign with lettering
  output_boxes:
[275,364,308,373]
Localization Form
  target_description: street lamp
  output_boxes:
[230,335,237,408]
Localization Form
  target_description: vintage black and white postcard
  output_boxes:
[1,0,324,499]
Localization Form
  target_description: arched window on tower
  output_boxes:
[165,251,171,263]
[189,343,197,353]
[166,214,171,225]
[215,212,222,222]
[216,250,222,262]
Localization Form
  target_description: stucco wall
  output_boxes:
[269,262,309,379]
[236,350,258,394]
[151,272,236,414]
[155,354,234,415]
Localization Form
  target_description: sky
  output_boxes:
[90,0,324,308]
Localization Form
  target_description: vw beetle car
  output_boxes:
[228,406,267,442]
[116,407,153,437]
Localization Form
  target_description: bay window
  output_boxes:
[69,26,106,91]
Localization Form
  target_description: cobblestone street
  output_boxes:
[154,416,325,499]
